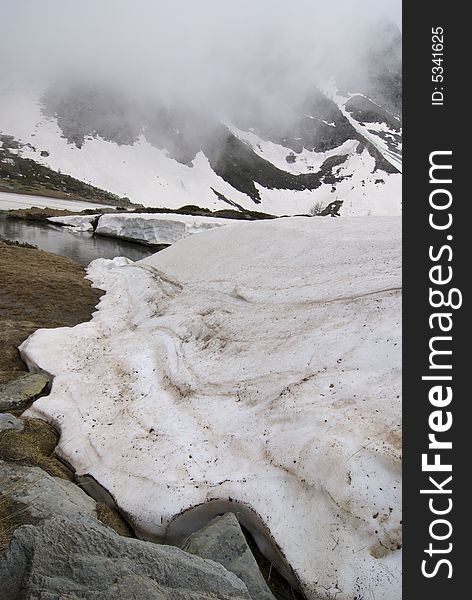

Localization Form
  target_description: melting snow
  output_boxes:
[22,216,401,600]
[95,212,236,245]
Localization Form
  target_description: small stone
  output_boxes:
[0,413,24,432]
[0,374,49,412]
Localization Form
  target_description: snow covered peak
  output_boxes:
[0,67,401,216]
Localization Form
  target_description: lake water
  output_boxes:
[0,212,155,266]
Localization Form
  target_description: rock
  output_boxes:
[320,199,343,217]
[181,513,275,600]
[0,413,24,432]
[0,373,49,412]
[0,461,97,554]
[0,461,97,522]
[0,514,251,600]
[0,492,36,556]
[0,459,131,539]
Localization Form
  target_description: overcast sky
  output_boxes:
[0,0,401,121]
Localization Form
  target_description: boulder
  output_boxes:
[181,513,275,600]
[0,460,132,542]
[0,373,49,412]
[0,461,96,521]
[0,514,251,600]
[0,460,97,553]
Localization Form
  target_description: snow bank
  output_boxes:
[22,216,402,600]
[95,212,235,245]
[48,214,100,232]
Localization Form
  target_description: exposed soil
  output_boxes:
[0,241,103,384]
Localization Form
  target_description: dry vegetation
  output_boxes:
[0,241,103,384]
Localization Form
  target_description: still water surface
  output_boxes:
[0,212,154,266]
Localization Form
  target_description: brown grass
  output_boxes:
[0,241,103,384]
[96,502,134,537]
[0,417,73,481]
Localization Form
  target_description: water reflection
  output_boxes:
[0,212,155,266]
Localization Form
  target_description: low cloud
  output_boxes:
[0,0,401,127]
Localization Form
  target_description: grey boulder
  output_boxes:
[0,461,97,521]
[181,513,275,600]
[0,373,49,412]
[0,514,251,600]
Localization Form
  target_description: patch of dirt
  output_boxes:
[6,207,88,223]
[0,241,103,384]
[96,502,134,538]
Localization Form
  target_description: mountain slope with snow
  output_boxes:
[0,72,401,216]
[22,216,401,600]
